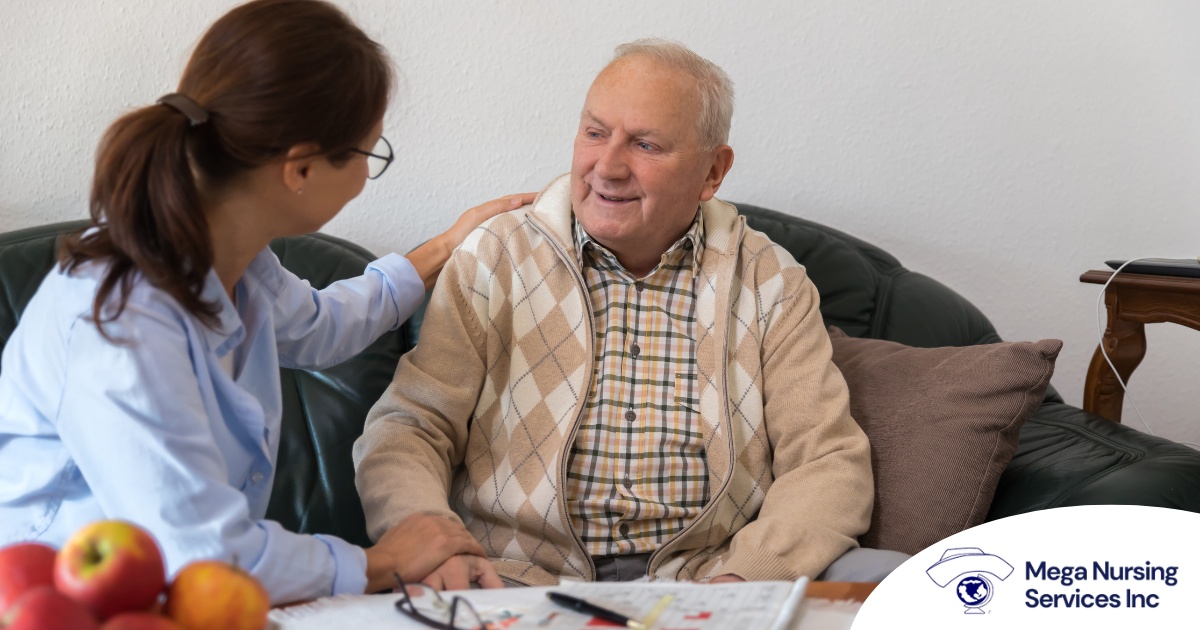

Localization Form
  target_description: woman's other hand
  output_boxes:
[407,193,537,290]
[420,554,504,591]
[364,513,485,593]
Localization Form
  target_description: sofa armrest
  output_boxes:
[987,402,1200,521]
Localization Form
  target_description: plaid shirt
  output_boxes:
[566,211,710,556]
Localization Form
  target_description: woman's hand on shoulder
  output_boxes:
[407,192,536,290]
[441,193,537,252]
[364,512,486,593]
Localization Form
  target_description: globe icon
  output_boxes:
[955,574,993,613]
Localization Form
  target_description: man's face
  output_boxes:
[571,56,732,267]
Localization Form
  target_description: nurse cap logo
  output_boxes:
[926,547,1015,614]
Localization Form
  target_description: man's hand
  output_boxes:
[364,513,485,593]
[708,574,746,584]
[420,555,504,591]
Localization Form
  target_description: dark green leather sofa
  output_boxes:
[3,208,1199,554]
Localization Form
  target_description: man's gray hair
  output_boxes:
[611,38,734,150]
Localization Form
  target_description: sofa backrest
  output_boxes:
[733,204,1002,348]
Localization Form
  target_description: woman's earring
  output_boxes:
[297,189,303,196]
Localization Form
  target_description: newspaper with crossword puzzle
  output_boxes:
[270,578,808,630]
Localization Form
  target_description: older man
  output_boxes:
[355,39,896,588]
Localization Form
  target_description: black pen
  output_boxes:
[547,591,648,629]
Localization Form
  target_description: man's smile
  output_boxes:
[594,191,637,204]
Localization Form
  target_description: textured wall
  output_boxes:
[3,1,1199,446]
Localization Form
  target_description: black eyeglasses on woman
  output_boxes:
[348,135,393,179]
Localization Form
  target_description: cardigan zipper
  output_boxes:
[646,218,746,578]
[528,216,597,581]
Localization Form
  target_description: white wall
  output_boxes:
[3,1,1199,446]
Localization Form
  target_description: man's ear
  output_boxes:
[698,145,735,202]
[282,142,322,194]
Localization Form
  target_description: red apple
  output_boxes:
[0,585,98,630]
[0,542,56,613]
[165,561,269,630]
[100,612,183,630]
[54,520,166,621]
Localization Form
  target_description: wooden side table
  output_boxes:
[1079,270,1200,423]
[805,581,877,601]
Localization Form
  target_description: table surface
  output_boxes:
[1080,269,1200,293]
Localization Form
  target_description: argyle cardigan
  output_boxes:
[353,174,873,586]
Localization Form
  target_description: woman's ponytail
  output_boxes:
[60,103,217,336]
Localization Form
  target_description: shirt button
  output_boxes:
[624,410,636,422]
[619,523,630,536]
[623,476,633,489]
[634,281,644,292]
[250,471,264,484]
[630,343,641,357]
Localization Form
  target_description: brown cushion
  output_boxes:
[827,327,1062,555]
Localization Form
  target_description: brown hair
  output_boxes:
[59,0,391,334]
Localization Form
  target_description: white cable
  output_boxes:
[1093,259,1154,436]
[1093,259,1200,449]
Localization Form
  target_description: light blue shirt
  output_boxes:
[0,246,424,604]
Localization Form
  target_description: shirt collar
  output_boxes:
[573,206,706,274]
[195,267,244,356]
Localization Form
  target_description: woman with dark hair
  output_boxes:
[0,0,516,603]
